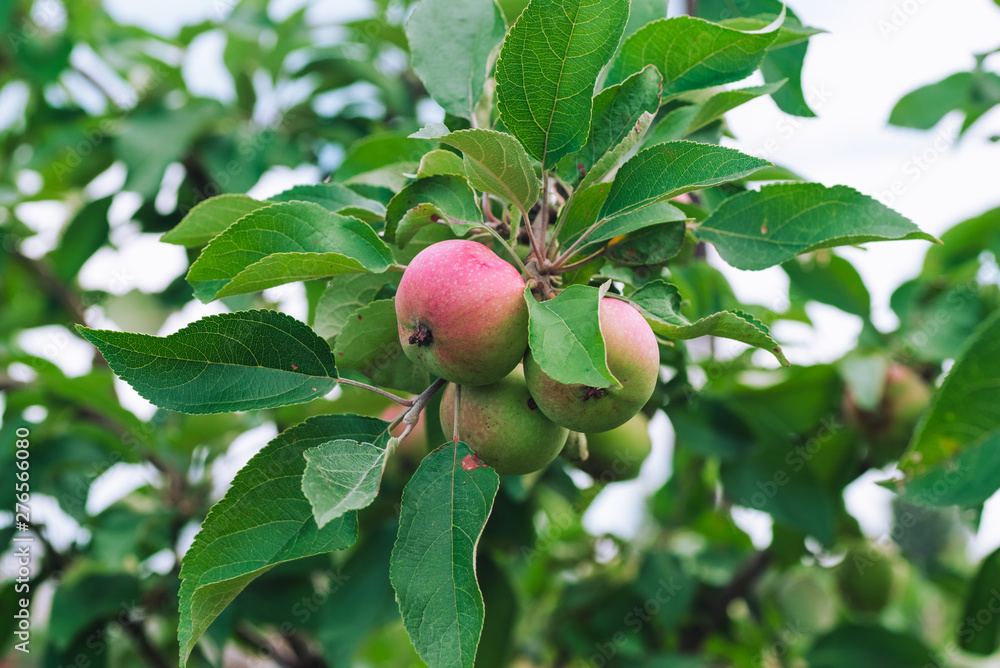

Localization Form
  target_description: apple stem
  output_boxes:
[338,377,414,405]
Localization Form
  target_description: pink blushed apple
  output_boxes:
[395,239,529,386]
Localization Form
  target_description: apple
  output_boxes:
[577,413,651,482]
[439,366,568,476]
[523,298,658,432]
[844,363,932,466]
[395,239,528,386]
[836,543,894,613]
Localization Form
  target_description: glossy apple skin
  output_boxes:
[524,298,658,433]
[578,413,652,482]
[396,239,528,386]
[439,366,568,476]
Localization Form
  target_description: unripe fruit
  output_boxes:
[843,363,932,466]
[524,298,658,433]
[396,239,528,386]
[836,543,894,613]
[577,413,651,482]
[440,366,568,476]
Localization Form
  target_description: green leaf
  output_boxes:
[316,523,401,665]
[161,194,269,247]
[697,183,939,271]
[599,141,771,220]
[630,280,788,365]
[524,283,619,388]
[578,111,656,192]
[495,0,630,165]
[959,546,1000,654]
[186,201,395,302]
[50,196,112,280]
[556,65,662,187]
[683,80,787,135]
[270,183,387,222]
[418,149,468,178]
[558,184,687,255]
[784,254,871,318]
[384,174,482,244]
[608,15,780,94]
[395,204,481,248]
[78,310,338,414]
[605,221,685,267]
[302,429,394,528]
[921,205,1000,275]
[177,414,378,665]
[390,442,500,668]
[333,299,430,393]
[406,0,506,119]
[49,570,139,649]
[718,15,822,48]
[892,312,1000,508]
[762,39,816,117]
[314,273,399,340]
[338,134,437,181]
[889,72,973,130]
[807,625,942,668]
[412,124,540,214]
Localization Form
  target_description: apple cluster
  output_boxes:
[395,239,658,477]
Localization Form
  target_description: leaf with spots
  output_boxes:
[628,280,789,366]
[78,310,338,414]
[696,183,939,271]
[390,441,500,668]
[495,0,630,166]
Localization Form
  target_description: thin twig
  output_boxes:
[551,245,607,273]
[123,617,173,668]
[337,377,413,405]
[551,216,608,268]
[548,187,577,257]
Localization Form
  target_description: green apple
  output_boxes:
[439,366,568,476]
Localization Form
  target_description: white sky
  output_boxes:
[8,0,1000,562]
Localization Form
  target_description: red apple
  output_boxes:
[395,239,528,386]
